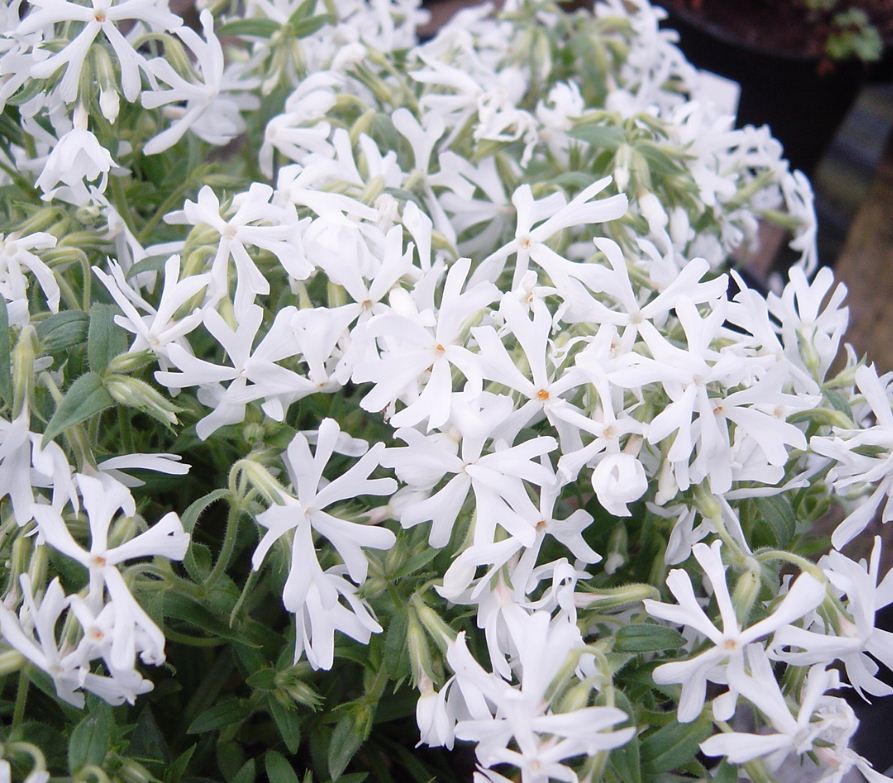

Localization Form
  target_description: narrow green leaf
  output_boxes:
[611,732,642,783]
[292,13,332,37]
[232,759,256,783]
[712,761,738,783]
[87,303,126,372]
[266,751,300,783]
[125,254,168,280]
[36,310,88,354]
[568,123,625,151]
[383,608,408,676]
[42,372,114,445]
[217,18,281,37]
[287,0,316,24]
[68,706,112,773]
[129,706,170,762]
[640,714,712,775]
[164,745,196,783]
[187,698,249,734]
[328,712,365,781]
[181,488,230,534]
[615,624,686,653]
[268,697,301,754]
[0,298,11,406]
[755,494,796,548]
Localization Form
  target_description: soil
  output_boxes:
[657,0,893,60]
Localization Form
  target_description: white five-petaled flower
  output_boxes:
[251,418,396,669]
[644,539,826,722]
[31,472,188,669]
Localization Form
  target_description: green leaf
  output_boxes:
[187,698,250,735]
[287,0,316,23]
[181,488,230,534]
[165,593,264,647]
[0,298,11,406]
[125,254,168,280]
[266,751,300,783]
[232,759,256,783]
[755,494,796,548]
[712,761,738,783]
[292,13,332,37]
[247,668,277,690]
[568,123,625,151]
[640,714,712,775]
[328,712,365,781]
[68,706,112,773]
[164,744,196,783]
[268,697,301,754]
[87,303,126,373]
[37,310,88,354]
[611,731,642,783]
[615,624,686,653]
[825,389,852,418]
[217,18,281,37]
[383,608,408,675]
[129,706,170,762]
[42,372,114,445]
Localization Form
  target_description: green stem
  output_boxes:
[108,175,138,234]
[118,406,135,454]
[205,499,242,590]
[12,666,29,729]
[137,175,199,244]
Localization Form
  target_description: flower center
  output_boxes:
[536,388,550,401]
[94,10,107,22]
[92,554,107,569]
[434,343,446,354]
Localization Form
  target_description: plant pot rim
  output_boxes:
[659,1,860,67]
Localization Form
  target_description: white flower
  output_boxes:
[772,537,893,699]
[20,0,179,103]
[250,419,396,668]
[34,105,115,204]
[142,11,260,154]
[0,231,59,313]
[31,472,188,669]
[644,540,826,722]
[93,255,209,365]
[811,363,893,549]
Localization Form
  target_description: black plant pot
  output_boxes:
[657,4,868,176]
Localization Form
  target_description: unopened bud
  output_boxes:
[106,350,154,375]
[12,325,37,417]
[406,609,433,687]
[105,375,180,427]
[117,759,154,783]
[412,598,455,653]
[731,564,761,626]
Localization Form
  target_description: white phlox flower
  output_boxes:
[250,418,396,668]
[444,613,635,783]
[19,0,180,104]
[30,472,188,670]
[142,10,261,155]
[772,537,893,699]
[811,363,893,549]
[0,231,60,313]
[35,105,115,204]
[644,539,826,722]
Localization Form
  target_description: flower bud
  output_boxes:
[116,759,155,783]
[92,45,119,123]
[105,375,181,427]
[12,325,37,417]
[591,453,647,517]
[731,564,761,625]
[275,669,323,710]
[411,598,455,653]
[106,351,155,375]
[603,522,628,576]
[0,649,26,676]
[407,609,433,687]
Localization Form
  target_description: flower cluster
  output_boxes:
[1,0,893,781]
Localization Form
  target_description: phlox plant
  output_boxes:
[1,0,892,781]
